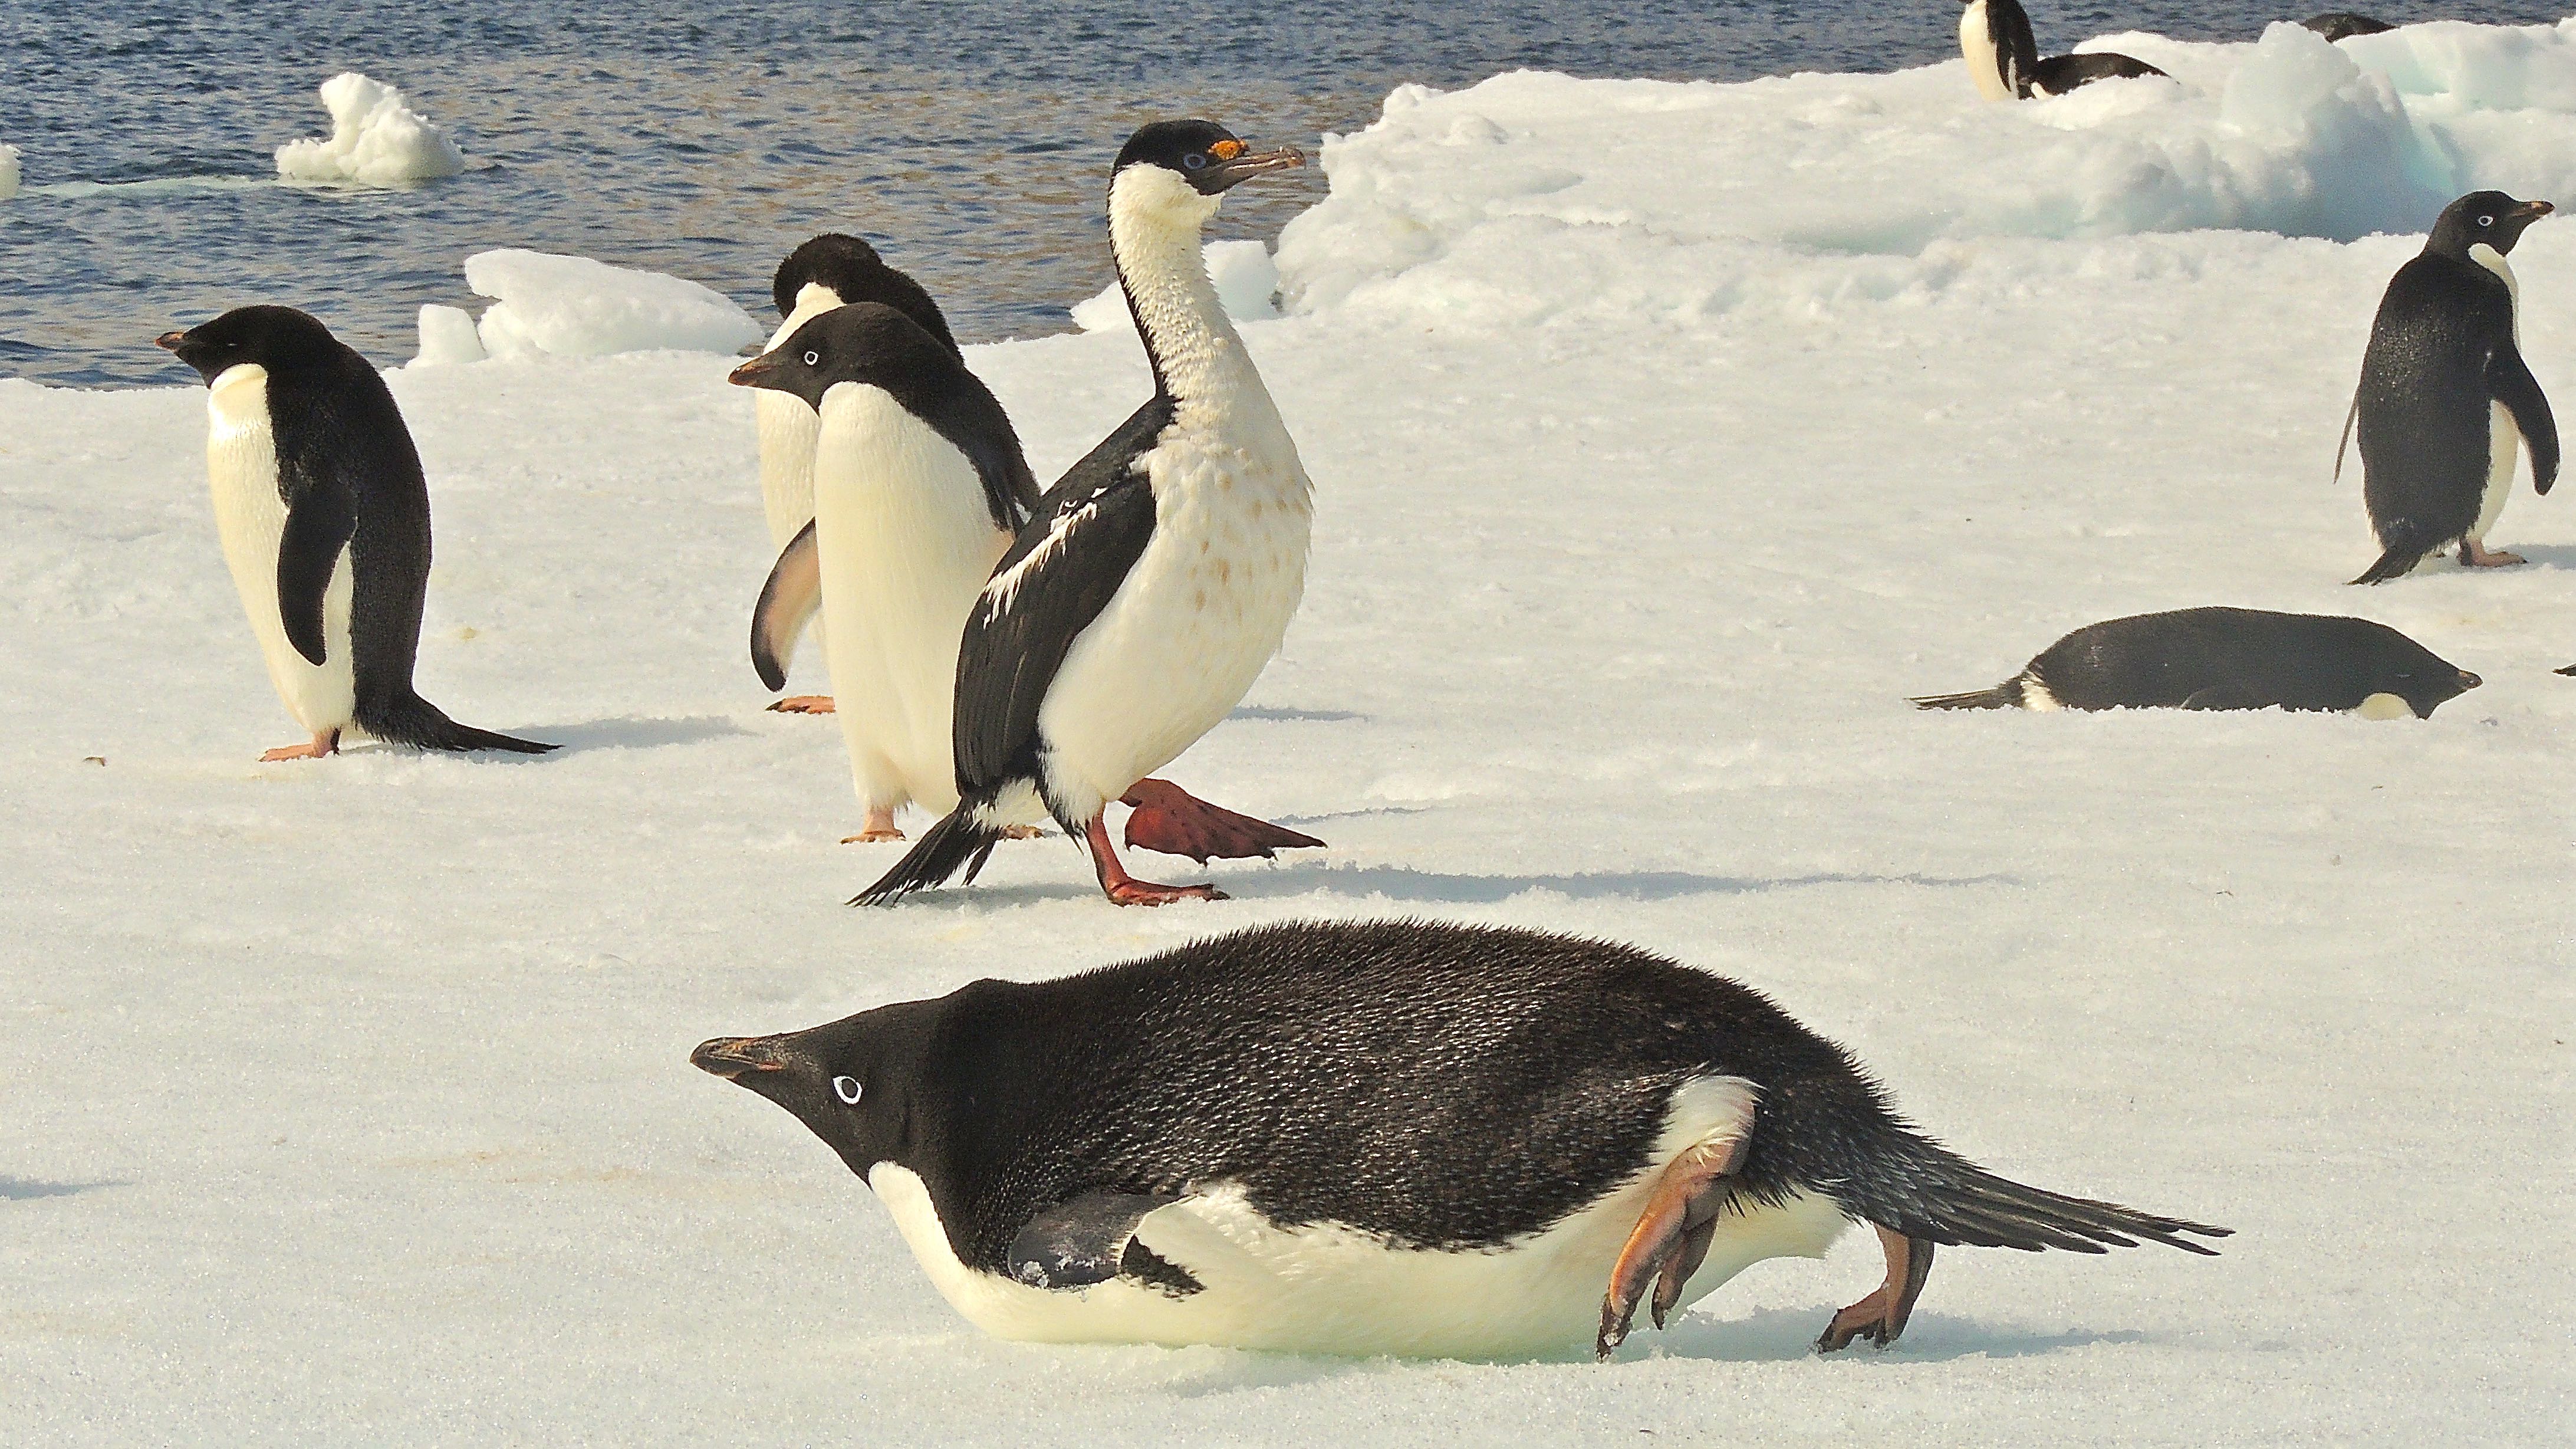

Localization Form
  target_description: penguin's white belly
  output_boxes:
[2476,400,2519,541]
[204,364,356,736]
[1034,428,1312,817]
[813,385,1007,814]
[869,1077,1850,1358]
[1961,3,2015,101]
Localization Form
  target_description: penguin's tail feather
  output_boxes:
[359,693,557,754]
[2349,541,2426,586]
[1909,682,2019,711]
[1820,1125,2229,1259]
[853,807,1003,906]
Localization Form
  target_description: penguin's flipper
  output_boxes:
[2180,684,2269,711]
[1004,1190,1179,1290]
[751,520,822,692]
[2332,387,2360,485]
[2488,344,2559,495]
[1910,682,2021,710]
[1596,1119,1753,1358]
[275,480,358,666]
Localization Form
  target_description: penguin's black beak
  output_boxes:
[2457,670,2482,691]
[726,352,787,390]
[2512,200,2554,222]
[154,330,186,351]
[1202,144,1305,193]
[692,1035,791,1078]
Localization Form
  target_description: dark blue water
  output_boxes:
[0,1,2550,386]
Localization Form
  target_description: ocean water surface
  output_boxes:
[0,1,2553,386]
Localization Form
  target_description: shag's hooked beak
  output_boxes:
[1206,144,1306,192]
[692,1035,791,1078]
[2513,199,2554,221]
[154,331,186,351]
[2458,670,2483,691]
[727,351,788,390]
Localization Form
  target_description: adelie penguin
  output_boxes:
[751,234,959,715]
[157,307,552,760]
[2299,13,2393,43]
[732,304,1320,859]
[1913,607,2481,719]
[694,920,2228,1359]
[2345,191,2559,583]
[1959,0,2166,101]
[857,120,1322,907]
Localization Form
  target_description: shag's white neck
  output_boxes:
[1107,166,1264,412]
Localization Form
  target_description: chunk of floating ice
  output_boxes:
[463,249,762,360]
[412,304,488,366]
[274,73,466,188]
[1070,239,1282,332]
[0,144,19,202]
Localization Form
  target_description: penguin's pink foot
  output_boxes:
[1085,813,1226,906]
[1000,824,1046,840]
[769,695,837,714]
[1120,777,1325,863]
[260,729,340,763]
[2461,540,2527,567]
[1597,1129,1751,1357]
[841,806,904,845]
[1815,1226,1937,1353]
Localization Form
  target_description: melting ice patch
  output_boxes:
[1070,239,1282,333]
[1275,18,2576,327]
[460,249,761,361]
[275,73,466,188]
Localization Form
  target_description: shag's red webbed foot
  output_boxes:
[1121,777,1324,863]
[1104,879,1229,906]
[768,695,837,714]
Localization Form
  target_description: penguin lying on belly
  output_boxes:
[695,919,2226,1360]
[157,307,553,761]
[751,234,960,715]
[1913,607,2480,718]
[1959,0,2166,101]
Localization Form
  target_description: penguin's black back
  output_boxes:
[888,920,1893,1273]
[2026,607,2463,713]
[2355,253,2517,558]
[2302,13,2393,42]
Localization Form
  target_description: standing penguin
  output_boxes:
[1959,0,2165,101]
[2348,192,2559,583]
[695,919,2228,1358]
[858,120,1320,906]
[753,234,959,714]
[156,307,552,760]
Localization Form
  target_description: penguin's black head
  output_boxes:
[1113,119,1305,197]
[2358,633,2482,718]
[154,305,342,384]
[725,301,954,412]
[2427,190,2552,258]
[771,233,889,319]
[693,1004,922,1181]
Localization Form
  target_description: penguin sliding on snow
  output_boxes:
[731,303,1321,860]
[1959,0,2166,101]
[857,120,1323,906]
[2346,191,2559,583]
[1912,607,2480,718]
[752,234,959,714]
[157,307,552,761]
[695,919,2228,1359]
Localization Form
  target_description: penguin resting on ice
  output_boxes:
[2346,191,2559,583]
[2300,13,2393,43]
[856,120,1322,906]
[1912,607,2480,718]
[157,306,553,760]
[752,234,959,714]
[1959,0,2166,101]
[694,919,2229,1359]
[732,304,1322,860]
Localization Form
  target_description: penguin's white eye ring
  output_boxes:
[2479,215,2493,226]
[1182,152,1208,170]
[803,349,821,365]
[832,1075,862,1105]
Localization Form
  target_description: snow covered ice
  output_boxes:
[0,143,19,202]
[4,17,2572,1446]
[273,71,468,188]
[460,248,762,361]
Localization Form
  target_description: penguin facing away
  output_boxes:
[2347,191,2559,583]
[2301,13,2394,43]
[156,307,553,760]
[754,234,961,715]
[857,120,1322,907]
[1959,0,2166,101]
[1913,607,2480,718]
[694,920,2228,1359]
